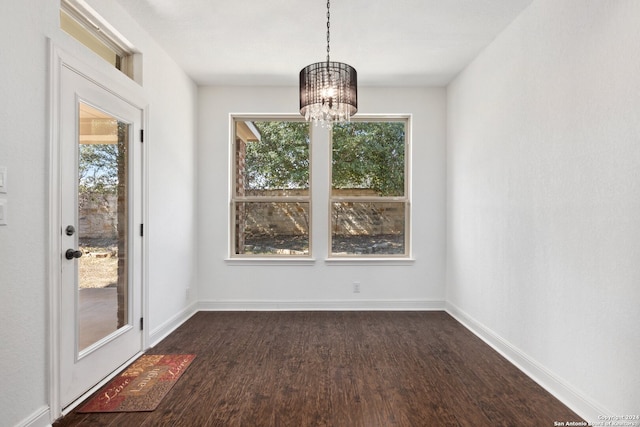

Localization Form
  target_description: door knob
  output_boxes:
[65,249,83,260]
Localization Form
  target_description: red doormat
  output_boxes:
[77,354,196,413]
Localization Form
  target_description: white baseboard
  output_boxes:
[148,301,199,347]
[197,299,446,311]
[17,406,50,427]
[445,302,609,423]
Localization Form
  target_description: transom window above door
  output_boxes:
[60,0,139,81]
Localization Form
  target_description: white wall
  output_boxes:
[86,1,200,343]
[0,1,57,425]
[447,0,640,419]
[0,1,197,425]
[198,86,446,309]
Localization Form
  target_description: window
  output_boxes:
[330,119,409,257]
[60,0,137,80]
[230,116,410,259]
[232,119,311,256]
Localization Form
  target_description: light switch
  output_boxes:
[0,167,6,193]
[0,199,6,225]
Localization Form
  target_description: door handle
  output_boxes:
[65,249,83,260]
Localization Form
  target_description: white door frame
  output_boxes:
[47,40,149,420]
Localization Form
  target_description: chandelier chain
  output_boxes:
[326,0,331,62]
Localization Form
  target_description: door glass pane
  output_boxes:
[77,102,129,351]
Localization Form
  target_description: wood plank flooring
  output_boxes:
[54,311,584,426]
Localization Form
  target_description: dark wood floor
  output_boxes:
[55,311,583,426]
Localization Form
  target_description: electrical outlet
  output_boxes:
[353,281,361,293]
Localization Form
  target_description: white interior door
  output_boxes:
[59,65,144,409]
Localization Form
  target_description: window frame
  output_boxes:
[60,0,139,81]
[230,115,312,259]
[328,115,411,259]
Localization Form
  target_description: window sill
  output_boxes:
[324,258,415,266]
[225,257,316,266]
[223,257,415,266]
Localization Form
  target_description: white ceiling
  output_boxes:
[113,0,533,87]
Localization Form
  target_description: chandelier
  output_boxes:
[299,0,357,126]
